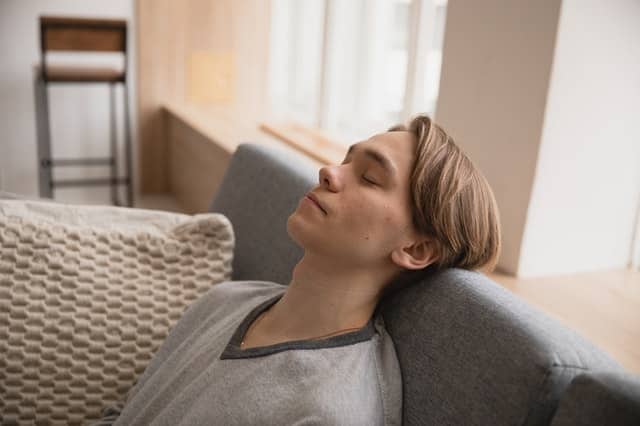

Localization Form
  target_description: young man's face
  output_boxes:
[287,130,421,272]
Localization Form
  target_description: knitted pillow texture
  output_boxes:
[0,200,234,425]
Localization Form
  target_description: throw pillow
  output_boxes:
[0,200,234,425]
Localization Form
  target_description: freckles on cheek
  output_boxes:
[383,204,398,225]
[352,199,388,242]
[364,215,394,240]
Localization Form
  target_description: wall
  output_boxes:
[435,0,562,275]
[0,0,135,204]
[519,0,640,276]
[436,0,640,277]
[136,0,272,193]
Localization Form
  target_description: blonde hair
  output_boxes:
[388,115,502,274]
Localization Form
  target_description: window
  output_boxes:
[268,0,448,144]
[269,0,325,126]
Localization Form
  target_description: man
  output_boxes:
[98,115,501,425]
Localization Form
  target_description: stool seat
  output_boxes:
[41,65,125,83]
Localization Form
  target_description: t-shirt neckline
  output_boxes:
[220,293,377,360]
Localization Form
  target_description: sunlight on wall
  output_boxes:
[187,51,235,104]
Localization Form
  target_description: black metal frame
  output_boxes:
[35,18,134,207]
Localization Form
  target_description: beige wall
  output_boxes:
[436,0,562,275]
[437,0,640,277]
[519,0,640,276]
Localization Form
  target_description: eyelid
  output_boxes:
[362,175,378,185]
[342,158,379,185]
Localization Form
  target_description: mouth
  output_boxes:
[305,193,327,215]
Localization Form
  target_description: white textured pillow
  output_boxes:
[0,200,234,425]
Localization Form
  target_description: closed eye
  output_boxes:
[341,157,378,186]
[362,175,378,185]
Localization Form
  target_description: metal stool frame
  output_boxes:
[34,16,134,207]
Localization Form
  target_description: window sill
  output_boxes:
[163,101,346,166]
[259,122,347,165]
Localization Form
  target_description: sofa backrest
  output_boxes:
[210,143,625,425]
[210,143,315,284]
[380,268,624,425]
[550,371,640,425]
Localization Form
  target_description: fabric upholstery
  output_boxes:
[210,143,628,426]
[379,268,624,426]
[0,200,234,425]
[210,143,317,284]
[0,191,53,202]
[550,372,640,426]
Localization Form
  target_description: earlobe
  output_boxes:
[390,239,438,270]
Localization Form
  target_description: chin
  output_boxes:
[286,213,325,251]
[286,213,304,247]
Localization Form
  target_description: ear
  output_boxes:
[390,237,439,270]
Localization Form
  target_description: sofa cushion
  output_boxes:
[0,200,234,425]
[550,372,640,426]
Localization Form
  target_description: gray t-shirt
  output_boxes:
[109,280,403,425]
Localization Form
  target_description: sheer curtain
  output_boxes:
[320,0,410,142]
[268,0,447,144]
[268,0,325,127]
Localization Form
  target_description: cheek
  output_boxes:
[343,199,375,232]
[345,202,401,243]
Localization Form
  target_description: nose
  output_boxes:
[319,165,342,192]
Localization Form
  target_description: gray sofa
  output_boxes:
[210,142,640,425]
[2,142,639,425]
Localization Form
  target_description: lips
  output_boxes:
[305,193,327,215]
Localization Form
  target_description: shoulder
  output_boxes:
[199,280,286,306]
[119,281,287,401]
[209,279,288,296]
[153,281,285,347]
[183,280,286,322]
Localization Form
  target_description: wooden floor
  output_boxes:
[489,268,640,374]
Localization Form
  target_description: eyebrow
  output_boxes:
[346,143,398,179]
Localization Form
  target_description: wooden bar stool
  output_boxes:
[34,16,134,206]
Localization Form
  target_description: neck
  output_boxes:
[260,253,394,341]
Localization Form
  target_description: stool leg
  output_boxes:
[123,82,134,207]
[109,82,118,206]
[34,73,53,199]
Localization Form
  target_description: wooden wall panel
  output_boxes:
[136,0,271,193]
[136,0,172,193]
[167,113,232,213]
